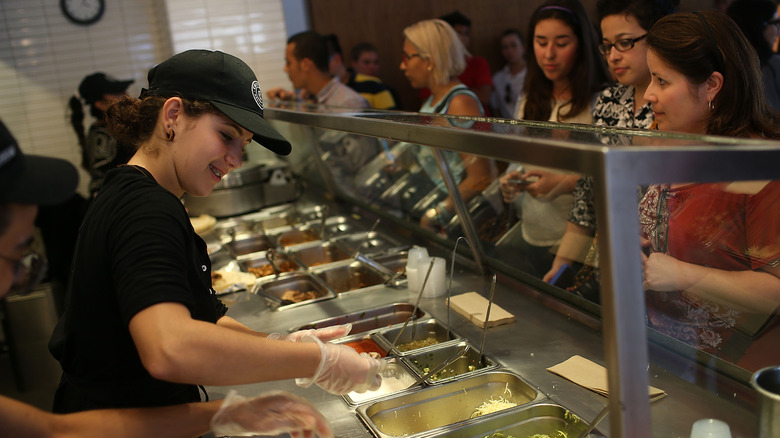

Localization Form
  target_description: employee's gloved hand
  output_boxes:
[295,334,383,395]
[210,389,333,438]
[267,323,352,343]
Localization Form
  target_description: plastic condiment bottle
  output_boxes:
[690,419,732,438]
[405,246,429,293]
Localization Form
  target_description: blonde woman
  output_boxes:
[400,19,494,230]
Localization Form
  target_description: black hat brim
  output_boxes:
[211,101,292,156]
[104,79,134,95]
[1,155,78,205]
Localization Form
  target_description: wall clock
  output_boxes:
[60,0,105,26]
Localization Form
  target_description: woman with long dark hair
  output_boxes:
[499,0,610,277]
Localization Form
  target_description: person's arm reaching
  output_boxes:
[129,302,381,393]
[543,222,594,283]
[1,391,333,438]
[642,252,780,314]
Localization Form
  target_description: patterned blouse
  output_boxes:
[638,182,780,357]
[569,84,655,230]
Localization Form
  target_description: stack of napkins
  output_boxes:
[547,355,666,398]
[448,292,515,328]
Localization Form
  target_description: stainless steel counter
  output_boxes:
[207,256,755,437]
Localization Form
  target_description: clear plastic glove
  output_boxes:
[210,389,333,438]
[295,334,383,395]
[267,323,352,343]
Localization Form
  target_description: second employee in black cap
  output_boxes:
[49,49,382,413]
[68,72,135,196]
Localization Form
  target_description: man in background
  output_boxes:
[267,31,368,108]
[490,29,527,119]
[346,42,399,110]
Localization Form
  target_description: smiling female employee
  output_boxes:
[49,49,382,413]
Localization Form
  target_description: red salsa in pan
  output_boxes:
[344,339,386,357]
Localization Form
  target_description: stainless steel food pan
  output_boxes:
[332,231,404,256]
[249,215,294,232]
[356,370,541,438]
[312,260,388,295]
[236,251,301,279]
[288,241,351,268]
[273,226,321,248]
[434,402,602,438]
[223,233,274,258]
[401,341,498,385]
[344,356,419,406]
[253,272,334,310]
[310,215,365,238]
[335,332,388,358]
[289,302,425,334]
[376,318,460,356]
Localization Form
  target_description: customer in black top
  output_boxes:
[49,49,382,414]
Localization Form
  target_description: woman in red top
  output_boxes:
[639,10,780,368]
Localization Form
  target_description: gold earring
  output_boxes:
[166,129,175,141]
[427,65,433,72]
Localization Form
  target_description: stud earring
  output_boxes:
[427,65,433,72]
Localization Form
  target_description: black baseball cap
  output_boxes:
[144,49,292,156]
[0,120,78,205]
[79,72,134,105]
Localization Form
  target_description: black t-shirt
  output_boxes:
[49,165,227,411]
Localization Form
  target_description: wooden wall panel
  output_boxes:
[308,0,715,111]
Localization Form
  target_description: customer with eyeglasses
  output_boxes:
[0,119,333,437]
[727,0,780,111]
[399,18,495,232]
[416,11,495,116]
[498,0,610,278]
[541,0,678,298]
[489,29,526,119]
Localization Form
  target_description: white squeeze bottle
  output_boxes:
[405,246,429,293]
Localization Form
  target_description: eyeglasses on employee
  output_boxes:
[598,34,647,55]
[0,251,47,295]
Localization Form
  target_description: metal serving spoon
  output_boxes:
[389,258,435,352]
[265,248,281,277]
[352,218,381,258]
[318,205,330,240]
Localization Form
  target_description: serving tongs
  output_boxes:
[408,342,471,388]
[353,252,402,288]
[475,274,497,368]
[265,248,281,277]
[352,218,381,258]
[389,259,435,352]
[318,205,330,240]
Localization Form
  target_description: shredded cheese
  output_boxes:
[470,396,517,418]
